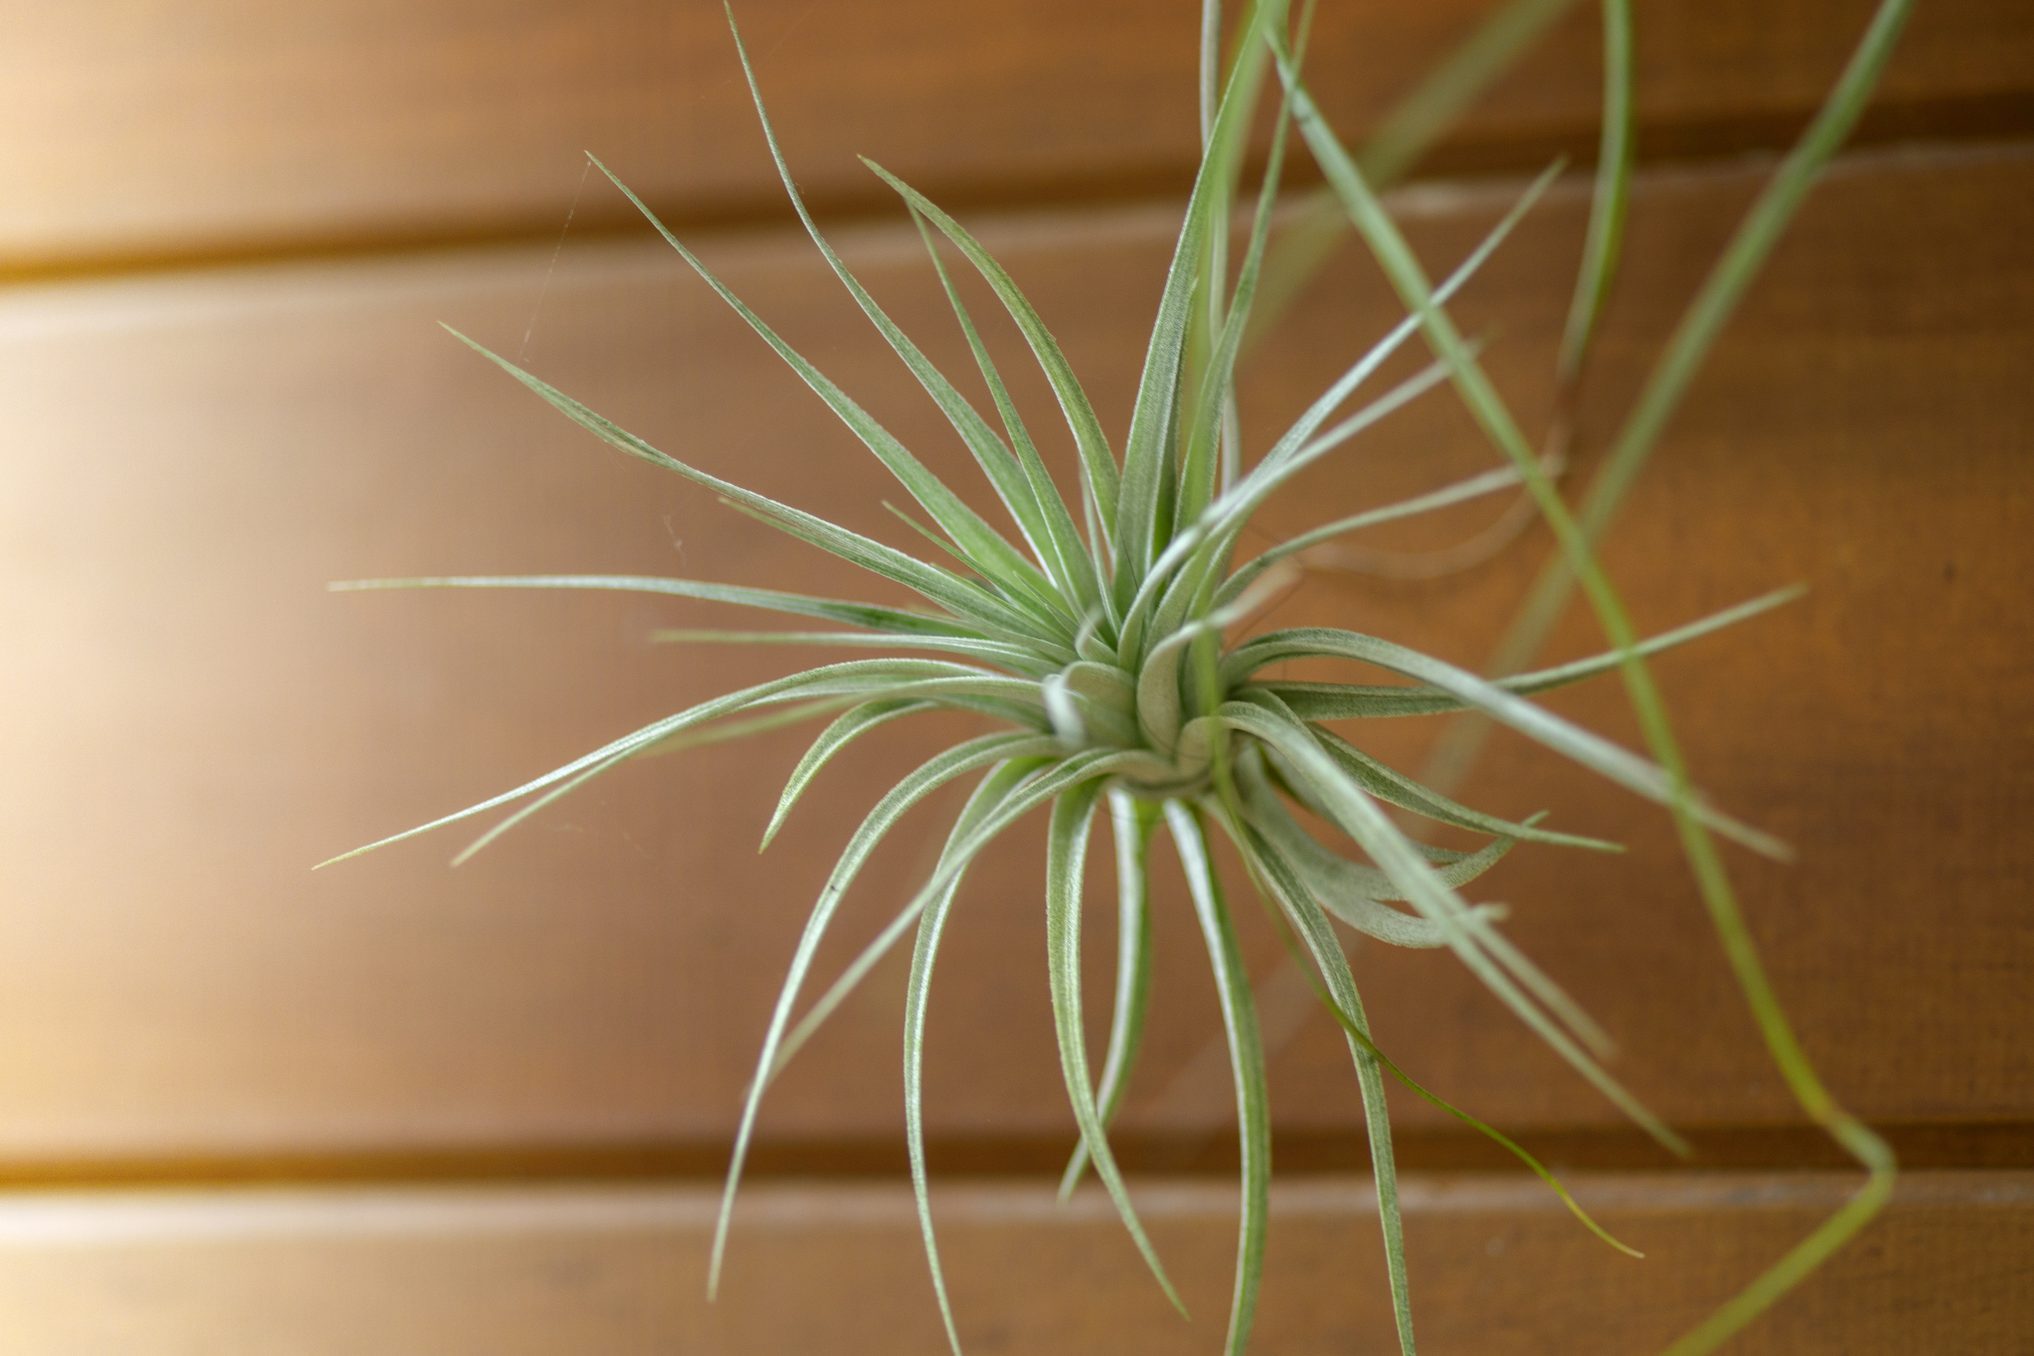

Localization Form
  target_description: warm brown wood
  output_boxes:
[0,1171,2025,1353]
[4,0,2029,270]
[2,141,2028,1166]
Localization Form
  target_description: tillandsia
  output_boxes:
[327,0,1912,1352]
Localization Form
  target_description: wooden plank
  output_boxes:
[1,143,2028,1166]
[0,1172,2025,1352]
[4,0,2029,269]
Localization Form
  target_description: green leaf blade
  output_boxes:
[1058,791,1159,1199]
[1166,802,1270,1355]
[862,160,1124,547]
[1221,809,1417,1354]
[708,732,1058,1297]
[1045,782,1185,1316]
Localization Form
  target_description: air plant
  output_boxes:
[327,0,1911,1351]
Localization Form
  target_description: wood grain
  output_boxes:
[0,1172,2025,1353]
[4,0,2029,270]
[2,143,2028,1167]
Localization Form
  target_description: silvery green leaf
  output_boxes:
[1046,780,1185,1314]
[1165,802,1269,1354]
[589,154,1060,616]
[445,330,1060,646]
[1058,791,1158,1199]
[1226,628,1787,859]
[330,572,973,637]
[862,161,1123,546]
[906,205,1101,610]
[319,658,985,867]
[764,699,935,850]
[710,732,1057,1297]
[1221,811,1416,1355]
[1261,587,1802,719]
[1219,694,1685,1153]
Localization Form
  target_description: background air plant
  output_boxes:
[327,0,1911,1351]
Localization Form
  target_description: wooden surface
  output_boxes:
[4,144,2029,1167]
[0,1171,2025,1353]
[3,0,2030,270]
[5,0,2031,1348]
